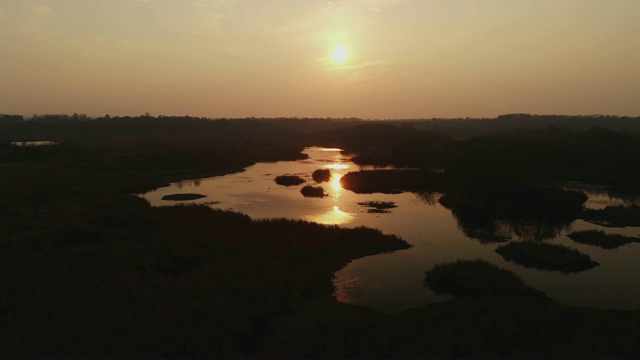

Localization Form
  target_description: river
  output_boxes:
[141,147,640,312]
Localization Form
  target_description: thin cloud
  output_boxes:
[193,0,236,11]
[16,2,53,34]
[327,59,389,84]
[192,0,236,34]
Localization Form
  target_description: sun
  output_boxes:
[331,44,349,63]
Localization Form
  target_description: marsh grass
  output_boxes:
[581,205,640,227]
[300,185,327,198]
[567,230,640,249]
[162,193,207,201]
[3,118,640,357]
[496,241,599,273]
[275,175,305,186]
[312,169,331,183]
[463,229,511,243]
[358,201,398,214]
[340,169,444,194]
[424,259,544,298]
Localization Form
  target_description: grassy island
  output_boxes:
[275,175,306,186]
[496,241,599,273]
[568,230,640,249]
[161,193,207,201]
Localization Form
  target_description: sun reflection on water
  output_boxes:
[325,163,349,170]
[305,205,353,225]
[332,174,343,191]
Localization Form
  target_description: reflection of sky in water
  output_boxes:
[141,147,640,313]
[143,148,361,226]
[305,206,354,225]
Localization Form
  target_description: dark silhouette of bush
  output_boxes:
[162,193,207,201]
[424,259,544,298]
[312,169,331,183]
[439,184,587,241]
[301,185,326,198]
[340,169,445,194]
[358,201,398,213]
[463,229,511,243]
[275,175,305,186]
[0,114,24,122]
[567,230,640,249]
[580,206,640,227]
[496,242,599,273]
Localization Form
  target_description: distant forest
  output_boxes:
[2,113,640,142]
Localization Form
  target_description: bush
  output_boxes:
[312,169,331,183]
[567,230,640,249]
[162,194,207,201]
[301,185,326,198]
[424,259,543,298]
[496,241,599,273]
[275,175,305,186]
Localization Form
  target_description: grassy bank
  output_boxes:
[2,119,640,357]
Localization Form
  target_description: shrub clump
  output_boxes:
[275,175,305,186]
[580,205,640,227]
[162,193,207,201]
[301,185,327,198]
[424,259,543,298]
[496,241,599,273]
[358,201,398,214]
[567,230,640,249]
[463,229,511,243]
[312,169,331,183]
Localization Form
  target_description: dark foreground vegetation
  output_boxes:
[1,114,640,357]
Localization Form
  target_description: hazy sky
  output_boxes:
[1,0,639,118]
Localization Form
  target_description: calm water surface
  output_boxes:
[141,147,640,312]
[11,141,59,146]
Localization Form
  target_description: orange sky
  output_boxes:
[1,0,639,118]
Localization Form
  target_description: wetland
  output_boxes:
[2,115,640,357]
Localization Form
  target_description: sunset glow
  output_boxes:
[306,206,354,225]
[1,1,639,118]
[325,164,350,170]
[332,174,343,191]
[331,45,349,64]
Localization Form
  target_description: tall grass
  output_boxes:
[496,241,599,273]
[424,259,544,298]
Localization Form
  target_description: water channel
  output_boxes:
[141,147,640,312]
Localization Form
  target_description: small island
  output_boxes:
[496,241,599,273]
[580,205,640,227]
[358,201,398,214]
[275,175,305,186]
[301,185,327,198]
[424,259,544,298]
[567,230,640,249]
[162,193,207,201]
[464,229,511,243]
[312,169,332,183]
